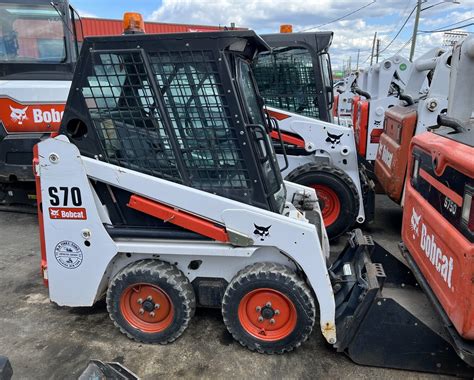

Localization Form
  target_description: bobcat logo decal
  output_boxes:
[410,207,421,239]
[254,224,271,241]
[10,106,28,125]
[326,131,344,149]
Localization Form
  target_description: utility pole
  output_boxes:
[370,32,377,65]
[376,39,380,63]
[356,49,360,70]
[348,56,352,73]
[409,0,422,62]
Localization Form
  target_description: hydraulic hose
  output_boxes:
[399,93,414,105]
[354,87,371,100]
[436,114,465,133]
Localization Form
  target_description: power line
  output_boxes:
[379,3,417,54]
[299,0,377,32]
[420,22,474,33]
[395,37,413,55]
[386,0,412,37]
[420,17,474,33]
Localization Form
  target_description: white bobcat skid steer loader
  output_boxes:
[254,32,374,240]
[35,31,473,377]
[36,30,337,353]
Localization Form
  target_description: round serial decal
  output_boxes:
[399,63,407,71]
[54,241,83,269]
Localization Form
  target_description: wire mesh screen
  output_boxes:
[82,49,251,192]
[254,47,320,119]
[83,51,181,181]
[149,50,250,191]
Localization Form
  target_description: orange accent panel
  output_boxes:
[333,94,339,117]
[403,133,474,339]
[127,195,229,242]
[351,96,361,129]
[374,105,417,203]
[33,145,48,287]
[267,109,290,121]
[354,100,369,156]
[269,131,305,148]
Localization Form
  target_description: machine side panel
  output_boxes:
[402,133,474,339]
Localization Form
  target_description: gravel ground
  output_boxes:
[0,195,451,379]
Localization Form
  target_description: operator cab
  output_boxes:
[253,32,334,123]
[60,31,288,232]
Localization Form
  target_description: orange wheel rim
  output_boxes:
[238,288,297,342]
[120,283,174,333]
[312,184,341,227]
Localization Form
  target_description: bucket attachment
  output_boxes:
[332,230,474,377]
[79,360,138,380]
[0,356,12,380]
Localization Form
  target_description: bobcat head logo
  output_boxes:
[410,208,422,239]
[10,106,28,125]
[326,131,344,149]
[254,224,271,241]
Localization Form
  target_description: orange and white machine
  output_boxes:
[401,36,474,342]
[375,48,449,204]
[353,55,413,162]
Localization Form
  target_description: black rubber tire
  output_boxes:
[286,163,360,240]
[222,262,315,354]
[106,259,196,344]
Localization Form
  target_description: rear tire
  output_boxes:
[286,163,359,240]
[222,262,315,354]
[106,259,195,344]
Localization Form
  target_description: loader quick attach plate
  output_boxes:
[332,230,474,377]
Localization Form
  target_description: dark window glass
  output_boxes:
[83,52,180,181]
[149,50,251,191]
[254,47,320,118]
[0,3,66,63]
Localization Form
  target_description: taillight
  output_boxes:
[461,188,474,232]
[370,128,383,144]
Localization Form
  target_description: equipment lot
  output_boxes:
[0,195,442,379]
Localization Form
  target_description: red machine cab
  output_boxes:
[375,105,418,203]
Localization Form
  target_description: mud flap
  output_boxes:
[332,230,474,377]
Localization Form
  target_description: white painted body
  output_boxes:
[268,106,366,224]
[0,80,70,103]
[36,136,337,343]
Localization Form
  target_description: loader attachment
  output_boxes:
[332,230,474,377]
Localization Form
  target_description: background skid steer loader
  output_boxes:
[0,0,78,210]
[335,36,474,376]
[253,32,374,240]
[352,54,412,163]
[35,29,474,377]
[375,49,450,205]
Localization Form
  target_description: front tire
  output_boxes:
[222,262,315,354]
[106,259,196,344]
[286,163,360,240]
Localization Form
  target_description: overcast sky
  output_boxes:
[72,0,474,69]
